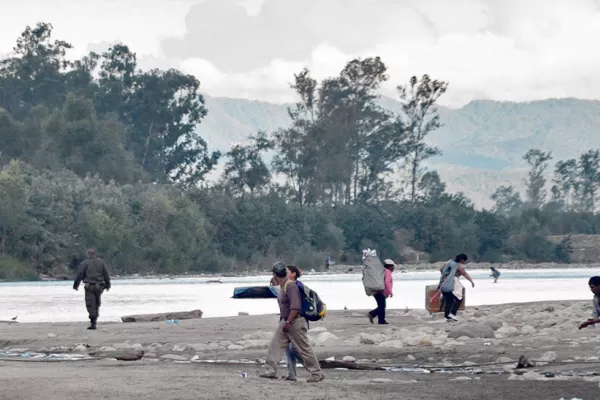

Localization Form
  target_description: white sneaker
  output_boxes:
[448,314,459,321]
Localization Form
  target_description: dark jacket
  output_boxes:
[73,258,111,290]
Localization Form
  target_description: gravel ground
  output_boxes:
[2,302,600,399]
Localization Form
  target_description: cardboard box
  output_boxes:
[425,285,466,313]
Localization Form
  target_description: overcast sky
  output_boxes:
[2,0,600,107]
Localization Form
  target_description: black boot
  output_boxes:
[88,317,97,330]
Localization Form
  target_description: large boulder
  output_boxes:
[448,323,494,339]
[313,332,338,347]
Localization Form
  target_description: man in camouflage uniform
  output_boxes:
[73,249,111,330]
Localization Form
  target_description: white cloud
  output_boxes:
[2,0,600,107]
[166,0,600,107]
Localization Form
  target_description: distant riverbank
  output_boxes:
[11,261,600,284]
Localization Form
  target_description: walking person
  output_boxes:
[73,249,111,330]
[438,253,474,322]
[490,267,501,283]
[368,259,395,325]
[284,265,304,381]
[261,262,324,383]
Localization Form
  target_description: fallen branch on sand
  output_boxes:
[318,359,384,370]
[88,349,144,361]
[121,310,203,322]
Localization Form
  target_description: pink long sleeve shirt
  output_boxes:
[384,269,393,298]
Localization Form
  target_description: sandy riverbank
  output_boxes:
[2,301,600,399]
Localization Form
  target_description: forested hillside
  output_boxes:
[0,23,597,280]
[201,96,600,208]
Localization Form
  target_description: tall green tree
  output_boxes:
[491,185,522,217]
[576,149,600,213]
[273,58,410,206]
[552,159,578,210]
[223,131,273,196]
[397,74,448,202]
[0,22,73,118]
[523,149,552,208]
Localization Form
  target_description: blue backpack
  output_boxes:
[286,280,326,322]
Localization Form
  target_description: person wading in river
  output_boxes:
[73,249,111,330]
[261,262,324,383]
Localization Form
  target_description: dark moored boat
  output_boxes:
[232,286,279,299]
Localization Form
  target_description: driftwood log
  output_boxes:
[89,349,144,361]
[318,359,384,370]
[0,320,18,324]
[121,309,203,323]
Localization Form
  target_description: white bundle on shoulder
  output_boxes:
[362,248,377,260]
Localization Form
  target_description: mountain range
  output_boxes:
[199,95,600,209]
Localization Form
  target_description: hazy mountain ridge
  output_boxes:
[200,95,600,208]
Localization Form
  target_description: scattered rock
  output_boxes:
[448,324,494,339]
[47,333,57,338]
[371,378,392,383]
[482,319,503,331]
[496,357,514,364]
[160,354,189,361]
[238,312,249,316]
[313,332,338,347]
[496,326,519,338]
[342,356,356,363]
[406,355,416,361]
[539,351,557,362]
[522,371,547,381]
[132,343,143,350]
[520,326,537,335]
[242,331,273,341]
[543,372,555,378]
[378,340,404,349]
[309,327,328,334]
[360,333,378,345]
[541,306,555,313]
[227,344,244,351]
[113,343,133,350]
[9,348,28,353]
[73,344,90,352]
[172,344,190,352]
[236,340,270,349]
[452,376,472,381]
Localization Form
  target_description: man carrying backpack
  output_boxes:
[261,262,324,383]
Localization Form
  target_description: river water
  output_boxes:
[0,268,597,322]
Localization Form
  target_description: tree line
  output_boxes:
[0,22,596,280]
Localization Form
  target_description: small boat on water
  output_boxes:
[232,286,280,299]
[207,279,222,284]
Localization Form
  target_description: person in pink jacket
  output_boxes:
[368,259,395,325]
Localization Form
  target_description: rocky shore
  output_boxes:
[1,301,600,399]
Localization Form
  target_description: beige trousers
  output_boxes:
[266,318,323,378]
